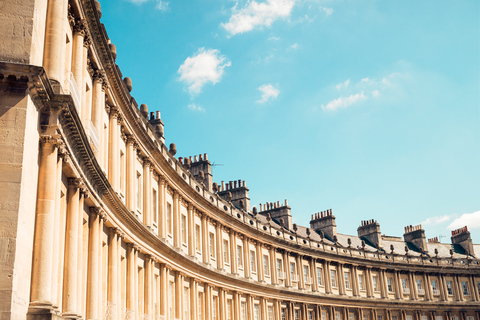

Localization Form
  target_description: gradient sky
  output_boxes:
[99,0,480,243]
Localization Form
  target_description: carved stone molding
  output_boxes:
[40,134,62,147]
[73,19,88,37]
[68,177,84,188]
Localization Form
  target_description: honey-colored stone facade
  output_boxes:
[0,1,479,320]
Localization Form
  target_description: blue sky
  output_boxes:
[99,0,480,243]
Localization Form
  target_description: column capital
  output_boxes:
[68,177,84,188]
[89,206,104,217]
[126,136,137,147]
[143,157,152,168]
[40,134,62,147]
[93,69,106,84]
[83,33,92,48]
[73,19,88,37]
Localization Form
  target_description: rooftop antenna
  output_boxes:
[211,162,224,170]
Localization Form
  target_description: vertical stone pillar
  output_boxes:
[188,204,195,256]
[409,272,418,300]
[283,251,291,287]
[337,263,344,295]
[159,264,167,318]
[127,244,136,314]
[202,216,209,264]
[297,255,304,289]
[438,274,447,301]
[43,0,65,83]
[190,279,197,320]
[173,191,180,248]
[145,255,153,318]
[230,231,237,275]
[455,275,464,301]
[51,148,65,308]
[324,261,331,293]
[72,20,87,90]
[244,237,251,279]
[257,242,264,282]
[270,246,277,285]
[425,273,432,300]
[31,136,62,307]
[143,159,151,227]
[62,177,81,316]
[470,275,479,301]
[351,265,359,297]
[86,207,102,320]
[175,272,182,319]
[126,137,136,211]
[108,108,119,189]
[394,271,402,299]
[379,269,387,298]
[365,268,373,298]
[205,285,211,320]
[216,223,224,270]
[158,176,166,239]
[92,70,106,157]
[77,189,86,312]
[108,228,118,318]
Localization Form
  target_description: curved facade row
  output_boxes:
[0,0,478,320]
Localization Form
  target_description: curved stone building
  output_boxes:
[0,0,479,320]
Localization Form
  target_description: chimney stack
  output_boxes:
[310,209,336,241]
[403,224,428,253]
[451,226,474,256]
[357,219,382,249]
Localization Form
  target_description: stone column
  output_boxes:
[62,177,82,316]
[145,255,153,318]
[337,263,344,295]
[108,108,119,188]
[379,269,387,298]
[230,231,237,275]
[31,136,62,307]
[159,264,167,318]
[126,137,136,212]
[72,20,86,87]
[175,272,182,319]
[92,70,106,156]
[470,275,479,301]
[365,268,373,298]
[270,247,277,285]
[297,255,304,289]
[425,273,433,300]
[190,279,197,320]
[127,244,136,315]
[188,204,195,256]
[455,275,464,301]
[86,207,102,319]
[257,242,264,282]
[202,216,209,264]
[158,176,166,239]
[43,0,65,83]
[409,272,418,300]
[244,237,251,279]
[143,159,151,227]
[205,285,211,320]
[77,189,86,313]
[216,223,224,270]
[324,261,331,293]
[394,271,402,299]
[283,251,291,287]
[107,228,118,319]
[173,192,180,248]
[51,147,65,308]
[352,265,359,297]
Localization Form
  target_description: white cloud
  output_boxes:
[335,79,350,90]
[257,84,280,103]
[125,0,169,10]
[178,48,231,96]
[321,91,366,111]
[221,0,296,36]
[155,0,169,11]
[188,103,205,112]
[320,7,333,16]
[421,215,452,226]
[290,43,298,49]
[372,89,380,98]
[447,210,480,230]
[268,36,281,41]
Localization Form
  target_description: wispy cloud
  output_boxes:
[335,79,350,90]
[447,210,480,230]
[320,7,333,16]
[222,0,296,36]
[125,0,169,11]
[421,215,453,226]
[268,36,281,41]
[321,91,366,111]
[178,48,231,96]
[290,43,298,49]
[188,103,205,112]
[321,72,406,111]
[257,84,280,103]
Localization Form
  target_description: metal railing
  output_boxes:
[432,289,440,296]
[402,287,410,294]
[417,288,425,295]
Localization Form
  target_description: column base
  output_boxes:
[27,304,65,320]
